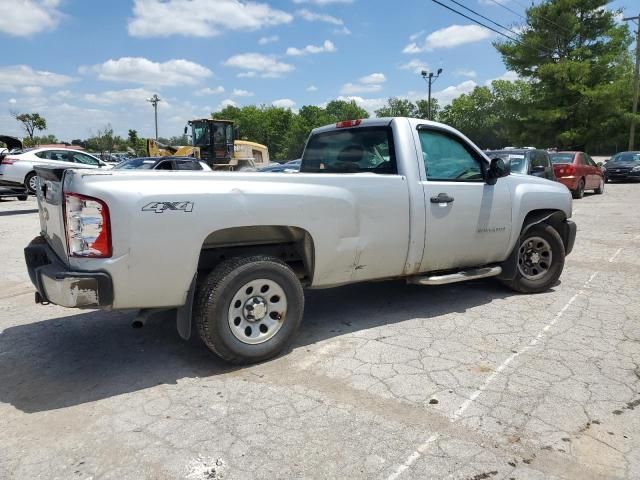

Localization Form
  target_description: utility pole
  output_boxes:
[624,14,640,150]
[421,68,443,120]
[146,94,161,140]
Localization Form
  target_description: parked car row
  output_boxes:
[485,148,609,199]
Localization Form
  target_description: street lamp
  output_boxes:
[146,94,161,140]
[421,68,443,120]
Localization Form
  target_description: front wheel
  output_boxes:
[501,224,565,294]
[194,255,304,364]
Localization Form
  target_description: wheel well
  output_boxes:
[197,226,315,285]
[522,209,569,249]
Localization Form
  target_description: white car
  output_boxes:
[0,147,108,194]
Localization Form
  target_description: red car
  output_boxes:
[550,151,605,199]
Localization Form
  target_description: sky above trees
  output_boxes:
[0,0,636,141]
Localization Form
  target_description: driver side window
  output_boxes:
[418,129,483,181]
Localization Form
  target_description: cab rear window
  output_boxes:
[300,127,397,174]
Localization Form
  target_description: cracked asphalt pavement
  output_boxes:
[1,184,639,480]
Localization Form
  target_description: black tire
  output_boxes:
[501,223,565,294]
[17,194,28,201]
[594,177,604,194]
[193,255,304,364]
[572,178,585,199]
[24,172,39,194]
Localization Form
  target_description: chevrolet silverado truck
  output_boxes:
[25,118,576,364]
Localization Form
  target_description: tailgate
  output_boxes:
[34,166,69,263]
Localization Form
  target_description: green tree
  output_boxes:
[325,100,369,122]
[375,98,418,117]
[11,112,47,141]
[24,134,58,147]
[416,98,440,121]
[495,0,634,151]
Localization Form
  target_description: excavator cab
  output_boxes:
[188,119,235,167]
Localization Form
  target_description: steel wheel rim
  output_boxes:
[517,236,553,280]
[227,278,287,345]
[28,175,39,191]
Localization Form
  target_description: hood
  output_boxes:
[605,161,639,168]
[0,135,23,151]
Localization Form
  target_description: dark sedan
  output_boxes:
[485,149,555,181]
[603,151,640,182]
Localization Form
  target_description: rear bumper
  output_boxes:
[556,176,579,190]
[24,236,113,308]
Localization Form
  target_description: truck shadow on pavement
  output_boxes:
[0,279,519,413]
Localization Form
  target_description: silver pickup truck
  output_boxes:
[25,118,576,364]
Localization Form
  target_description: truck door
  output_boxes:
[414,126,512,272]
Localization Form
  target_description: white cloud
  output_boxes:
[307,85,318,92]
[340,83,383,95]
[409,30,425,41]
[297,9,344,25]
[216,98,238,110]
[286,40,336,56]
[433,80,478,104]
[485,70,519,85]
[224,53,294,78]
[272,98,296,109]
[0,65,75,93]
[128,0,293,38]
[22,86,44,96]
[336,96,387,115]
[232,88,254,97]
[258,35,279,45]
[403,25,492,52]
[80,57,212,87]
[195,86,225,96]
[0,0,64,37]
[237,71,257,78]
[83,88,157,106]
[8,98,16,104]
[456,69,477,78]
[293,0,352,4]
[400,59,429,74]
[359,73,386,84]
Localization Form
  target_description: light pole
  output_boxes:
[624,14,640,150]
[421,68,443,120]
[146,94,161,140]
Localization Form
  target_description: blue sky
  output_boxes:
[0,0,636,140]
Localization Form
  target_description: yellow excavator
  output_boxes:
[146,119,270,171]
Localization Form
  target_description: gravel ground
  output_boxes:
[0,182,639,480]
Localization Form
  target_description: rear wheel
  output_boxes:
[501,224,565,294]
[17,194,28,201]
[24,172,39,194]
[194,255,304,364]
[572,178,585,199]
[594,178,604,194]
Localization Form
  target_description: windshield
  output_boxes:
[114,158,157,170]
[610,152,640,163]
[550,153,575,164]
[191,122,209,146]
[487,151,527,174]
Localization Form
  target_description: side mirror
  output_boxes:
[234,126,240,141]
[486,157,509,185]
[183,126,188,135]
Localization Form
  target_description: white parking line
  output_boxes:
[387,272,599,480]
[608,248,622,263]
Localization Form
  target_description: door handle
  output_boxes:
[430,193,454,204]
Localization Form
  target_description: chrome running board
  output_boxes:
[408,266,502,286]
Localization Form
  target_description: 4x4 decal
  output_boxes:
[141,201,194,213]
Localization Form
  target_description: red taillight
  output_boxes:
[64,192,111,258]
[1,156,18,165]
[555,164,575,176]
[336,119,362,128]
